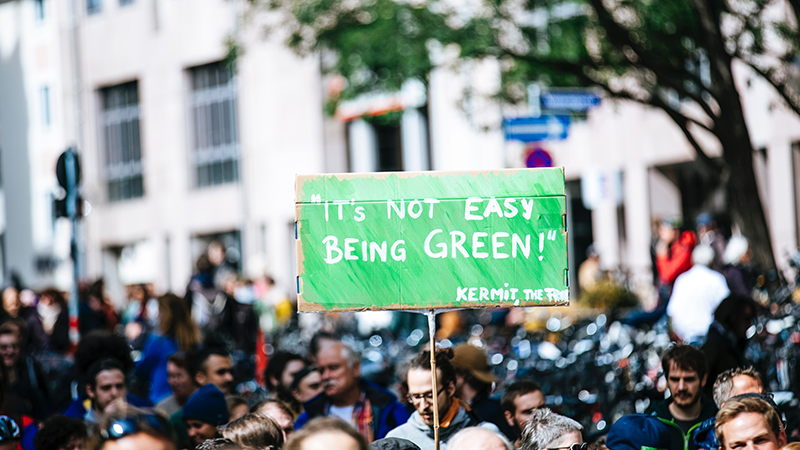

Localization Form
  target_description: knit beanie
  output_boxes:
[182,384,230,426]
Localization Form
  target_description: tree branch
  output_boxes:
[738,56,800,119]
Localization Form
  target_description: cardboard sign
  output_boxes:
[295,168,569,312]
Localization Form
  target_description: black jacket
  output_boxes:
[470,391,515,440]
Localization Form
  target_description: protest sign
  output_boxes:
[295,168,568,312]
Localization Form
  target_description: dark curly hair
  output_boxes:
[33,415,88,450]
[409,348,457,390]
[74,331,134,385]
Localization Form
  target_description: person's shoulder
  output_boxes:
[362,380,400,404]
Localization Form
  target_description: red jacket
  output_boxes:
[656,231,697,284]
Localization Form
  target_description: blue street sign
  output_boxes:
[541,91,601,111]
[503,115,570,142]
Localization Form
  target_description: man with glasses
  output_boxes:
[501,381,546,448]
[386,349,499,449]
[519,408,583,450]
[295,342,408,442]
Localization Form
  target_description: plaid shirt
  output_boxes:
[324,390,375,442]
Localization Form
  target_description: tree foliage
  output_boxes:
[264,0,800,269]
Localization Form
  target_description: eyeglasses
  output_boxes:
[407,390,444,404]
[0,416,20,442]
[100,414,171,441]
[548,444,587,450]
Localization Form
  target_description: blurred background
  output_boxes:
[1,0,800,434]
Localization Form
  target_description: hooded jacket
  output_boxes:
[690,416,719,450]
[385,404,498,450]
[650,396,718,450]
[295,380,410,441]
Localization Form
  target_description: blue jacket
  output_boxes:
[135,334,179,404]
[691,416,719,450]
[295,380,410,441]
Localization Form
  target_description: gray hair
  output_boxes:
[692,245,715,267]
[448,427,514,450]
[713,366,762,407]
[337,342,361,369]
[723,236,749,265]
[521,408,583,450]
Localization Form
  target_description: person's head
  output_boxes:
[715,295,758,342]
[692,245,715,267]
[86,359,127,414]
[99,408,175,450]
[226,396,249,422]
[368,438,420,450]
[520,408,583,450]
[406,349,457,427]
[39,288,67,308]
[33,415,88,450]
[195,439,241,450]
[220,413,283,450]
[158,294,201,352]
[317,343,361,402]
[284,417,368,450]
[715,397,785,450]
[713,367,764,408]
[451,343,497,397]
[0,416,20,450]
[167,354,197,403]
[2,288,20,318]
[291,366,323,405]
[447,428,514,450]
[502,380,546,435]
[661,345,708,412]
[182,384,229,447]
[265,352,306,392]
[252,399,295,440]
[605,414,679,450]
[658,217,681,243]
[208,242,227,266]
[308,332,339,363]
[0,325,20,369]
[723,236,750,266]
[75,331,135,393]
[190,347,235,394]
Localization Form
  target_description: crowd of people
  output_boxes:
[0,212,790,450]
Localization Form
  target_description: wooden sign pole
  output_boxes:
[427,310,440,450]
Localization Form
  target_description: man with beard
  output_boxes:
[386,349,499,450]
[295,342,409,442]
[651,345,717,439]
[501,381,546,448]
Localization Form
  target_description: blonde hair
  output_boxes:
[715,397,781,447]
[220,413,283,450]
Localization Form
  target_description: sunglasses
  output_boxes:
[548,444,587,450]
[100,414,170,441]
[0,416,20,442]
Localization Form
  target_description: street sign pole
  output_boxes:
[64,147,81,348]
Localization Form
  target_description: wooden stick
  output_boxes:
[428,310,440,450]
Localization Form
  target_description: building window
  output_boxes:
[100,81,144,202]
[34,0,45,21]
[39,86,51,128]
[87,0,101,14]
[189,62,238,187]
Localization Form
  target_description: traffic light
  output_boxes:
[54,148,82,219]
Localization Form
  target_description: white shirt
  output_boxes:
[667,264,730,343]
[328,404,356,426]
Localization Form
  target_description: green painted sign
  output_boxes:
[295,168,569,312]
